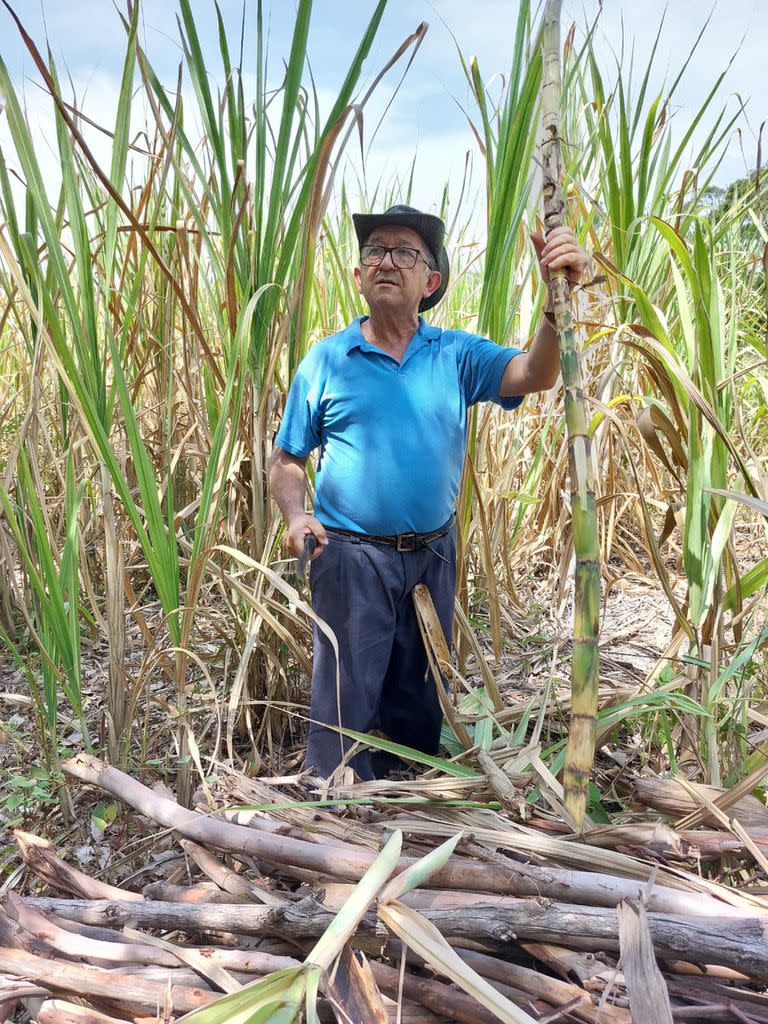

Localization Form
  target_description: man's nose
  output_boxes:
[379,248,396,269]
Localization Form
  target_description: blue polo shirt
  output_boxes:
[275,316,523,534]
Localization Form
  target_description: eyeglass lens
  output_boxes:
[361,245,420,269]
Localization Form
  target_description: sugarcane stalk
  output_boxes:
[21,895,768,979]
[541,0,600,830]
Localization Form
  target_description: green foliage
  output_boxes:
[0,452,90,755]
[465,0,543,343]
[0,1,765,804]
[1,763,62,828]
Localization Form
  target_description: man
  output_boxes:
[269,204,589,781]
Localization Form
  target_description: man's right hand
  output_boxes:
[286,514,328,562]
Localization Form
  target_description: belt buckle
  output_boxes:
[397,533,418,552]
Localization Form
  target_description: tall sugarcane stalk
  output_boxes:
[541,0,600,830]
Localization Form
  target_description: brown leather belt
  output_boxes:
[327,514,454,552]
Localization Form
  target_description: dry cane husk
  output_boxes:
[14,831,143,902]
[632,778,768,829]
[616,898,674,1024]
[323,945,389,1024]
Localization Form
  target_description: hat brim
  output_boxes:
[352,210,450,312]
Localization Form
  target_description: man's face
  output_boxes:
[353,225,442,315]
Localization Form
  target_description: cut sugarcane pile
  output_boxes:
[3,755,768,1023]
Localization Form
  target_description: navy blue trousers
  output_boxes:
[306,524,457,780]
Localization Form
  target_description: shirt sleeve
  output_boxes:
[274,363,323,457]
[455,331,524,411]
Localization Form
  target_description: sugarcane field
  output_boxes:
[1,0,768,1021]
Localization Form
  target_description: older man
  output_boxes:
[269,205,588,780]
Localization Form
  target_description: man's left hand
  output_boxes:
[531,227,590,287]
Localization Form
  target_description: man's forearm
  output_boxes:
[268,448,308,523]
[498,296,563,397]
[500,224,589,397]
[525,294,561,390]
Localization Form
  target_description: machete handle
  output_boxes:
[296,533,318,578]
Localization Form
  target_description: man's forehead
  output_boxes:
[366,225,426,248]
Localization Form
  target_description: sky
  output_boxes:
[0,0,765,220]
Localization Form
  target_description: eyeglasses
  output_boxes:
[360,244,432,270]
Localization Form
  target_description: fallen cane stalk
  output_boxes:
[0,947,215,1013]
[2,892,301,979]
[35,1002,135,1024]
[179,839,285,905]
[541,0,600,830]
[60,754,753,915]
[369,960,510,1024]
[20,895,768,981]
[453,947,630,1024]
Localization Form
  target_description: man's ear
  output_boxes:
[353,265,364,294]
[422,269,442,301]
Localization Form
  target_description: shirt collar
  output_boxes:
[344,315,441,354]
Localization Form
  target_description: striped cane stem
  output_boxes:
[541,0,600,830]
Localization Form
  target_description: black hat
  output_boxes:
[352,204,450,312]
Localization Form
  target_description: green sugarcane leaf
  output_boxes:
[307,834,401,970]
[315,724,480,778]
[708,489,768,518]
[109,337,181,642]
[103,0,139,282]
[700,499,739,624]
[174,969,306,1024]
[304,968,322,1024]
[379,832,462,904]
[724,557,768,613]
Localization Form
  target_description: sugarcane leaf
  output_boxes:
[724,556,768,613]
[378,900,537,1024]
[307,831,402,971]
[709,618,768,703]
[252,1006,301,1024]
[597,691,711,731]
[379,832,462,904]
[699,500,739,625]
[103,0,139,282]
[684,409,709,627]
[174,968,306,1023]
[123,927,241,994]
[316,724,480,778]
[303,967,322,1024]
[707,488,768,518]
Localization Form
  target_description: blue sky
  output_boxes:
[1,1,765,216]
